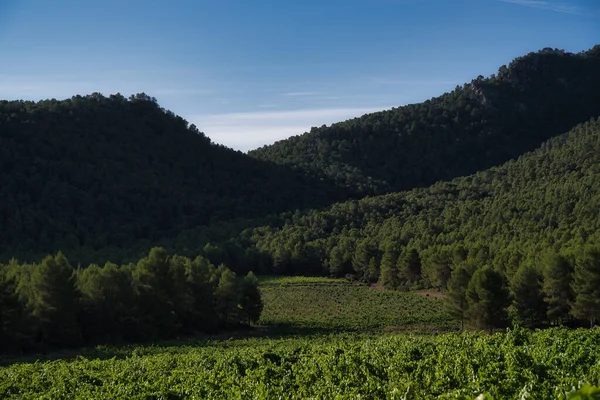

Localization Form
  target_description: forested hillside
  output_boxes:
[249,46,600,194]
[0,94,349,264]
[239,117,600,285]
[3,47,599,267]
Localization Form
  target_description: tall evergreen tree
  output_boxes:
[186,255,218,332]
[379,247,399,289]
[399,248,422,286]
[542,253,573,325]
[0,263,24,352]
[366,257,380,283]
[132,247,176,339]
[77,262,135,342]
[28,253,81,348]
[328,244,351,277]
[466,267,510,333]
[571,247,600,327]
[215,268,240,327]
[510,264,547,328]
[352,240,377,280]
[446,264,472,330]
[239,272,263,324]
[425,251,453,290]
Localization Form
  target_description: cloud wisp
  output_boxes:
[495,0,589,15]
[191,107,389,151]
[283,91,323,97]
[368,78,458,86]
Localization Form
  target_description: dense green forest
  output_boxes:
[2,47,600,268]
[2,47,600,267]
[0,247,261,354]
[250,46,600,194]
[2,46,600,344]
[0,93,349,264]
[231,117,600,330]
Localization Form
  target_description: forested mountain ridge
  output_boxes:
[2,46,599,270]
[0,94,350,264]
[249,46,600,194]
[241,117,600,286]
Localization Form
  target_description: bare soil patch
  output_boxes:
[414,289,446,299]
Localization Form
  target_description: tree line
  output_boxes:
[446,246,600,332]
[250,46,600,194]
[0,247,262,354]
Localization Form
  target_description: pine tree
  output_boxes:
[239,272,263,324]
[77,262,135,342]
[132,247,176,339]
[542,253,573,325]
[466,267,510,334]
[571,247,600,327]
[328,245,349,277]
[0,264,24,352]
[510,264,547,328]
[168,255,193,334]
[28,253,81,348]
[425,251,453,290]
[399,248,422,285]
[446,264,472,330]
[366,257,380,283]
[352,240,376,279]
[186,255,217,332]
[379,247,399,289]
[215,268,240,327]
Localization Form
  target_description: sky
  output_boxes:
[0,0,598,151]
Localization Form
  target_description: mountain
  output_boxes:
[0,93,349,264]
[3,46,600,267]
[241,116,600,285]
[249,46,600,195]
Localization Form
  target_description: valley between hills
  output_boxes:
[2,46,600,398]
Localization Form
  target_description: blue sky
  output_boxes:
[0,0,598,150]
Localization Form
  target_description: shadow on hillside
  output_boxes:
[0,323,456,367]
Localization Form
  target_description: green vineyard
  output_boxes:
[2,328,599,399]
[258,277,455,332]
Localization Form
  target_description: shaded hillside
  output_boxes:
[0,94,349,264]
[240,117,600,284]
[249,46,600,194]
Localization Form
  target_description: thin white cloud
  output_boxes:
[190,107,388,151]
[495,0,587,15]
[368,78,458,86]
[283,91,323,96]
[153,88,212,96]
[317,96,343,100]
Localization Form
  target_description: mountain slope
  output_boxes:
[242,117,600,283]
[0,94,349,263]
[249,46,600,194]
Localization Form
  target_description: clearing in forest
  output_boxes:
[258,276,455,332]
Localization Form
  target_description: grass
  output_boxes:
[258,276,456,332]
